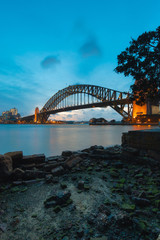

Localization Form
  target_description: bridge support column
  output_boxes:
[38,113,49,124]
[34,107,40,123]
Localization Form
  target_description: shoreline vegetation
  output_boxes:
[0,142,160,239]
[0,121,159,126]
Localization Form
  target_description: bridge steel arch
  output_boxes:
[38,84,133,123]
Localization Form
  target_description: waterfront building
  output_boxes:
[10,108,18,115]
[1,108,20,122]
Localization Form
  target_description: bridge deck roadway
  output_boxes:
[21,99,132,121]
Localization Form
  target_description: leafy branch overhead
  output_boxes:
[115,26,160,105]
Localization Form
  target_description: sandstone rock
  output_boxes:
[90,237,108,240]
[136,156,158,166]
[62,150,73,157]
[44,200,56,208]
[157,234,160,240]
[4,151,23,168]
[77,228,84,237]
[98,204,111,216]
[77,180,84,190]
[64,156,83,169]
[96,213,108,232]
[60,182,67,189]
[22,179,43,184]
[73,151,89,158]
[148,150,160,161]
[51,166,64,176]
[0,223,7,232]
[90,145,104,150]
[24,170,45,180]
[11,168,25,180]
[34,163,45,170]
[115,212,132,226]
[46,156,59,162]
[44,191,71,208]
[45,174,53,183]
[22,154,45,165]
[87,214,96,225]
[20,163,36,170]
[12,181,23,186]
[53,205,61,213]
[112,161,123,168]
[121,147,139,161]
[0,154,12,179]
[44,162,61,171]
[133,197,150,207]
[92,149,107,155]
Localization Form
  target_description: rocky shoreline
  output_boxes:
[0,145,160,240]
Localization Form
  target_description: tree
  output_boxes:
[115,26,160,105]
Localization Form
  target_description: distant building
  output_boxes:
[1,108,20,122]
[10,108,18,115]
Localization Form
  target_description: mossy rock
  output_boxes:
[111,188,116,192]
[62,198,73,207]
[119,178,125,184]
[151,189,159,195]
[112,201,118,206]
[77,189,82,194]
[53,205,61,213]
[84,184,90,190]
[62,236,69,240]
[102,163,108,168]
[60,183,67,189]
[11,186,28,193]
[122,203,135,211]
[115,183,124,189]
[135,173,144,178]
[104,199,111,205]
[138,221,147,232]
[110,167,118,172]
[110,171,119,178]
[87,167,93,171]
[152,208,159,213]
[155,200,160,208]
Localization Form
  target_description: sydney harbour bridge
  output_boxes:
[22,84,133,123]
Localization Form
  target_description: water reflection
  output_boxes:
[0,124,157,156]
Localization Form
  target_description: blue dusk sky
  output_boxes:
[0,0,160,121]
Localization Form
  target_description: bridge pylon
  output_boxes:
[34,107,39,123]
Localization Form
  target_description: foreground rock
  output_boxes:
[0,154,12,178]
[0,145,160,240]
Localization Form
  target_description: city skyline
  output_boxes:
[0,0,160,121]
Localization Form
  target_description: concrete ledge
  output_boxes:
[122,128,160,152]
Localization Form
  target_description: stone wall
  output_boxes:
[122,130,160,152]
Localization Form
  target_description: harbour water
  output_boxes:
[0,124,156,157]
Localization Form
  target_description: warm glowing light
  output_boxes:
[34,107,39,123]
[132,101,147,119]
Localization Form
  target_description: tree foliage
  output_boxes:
[115,26,160,105]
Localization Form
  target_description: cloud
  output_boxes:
[49,107,122,121]
[41,56,60,69]
[0,51,131,119]
[79,37,101,58]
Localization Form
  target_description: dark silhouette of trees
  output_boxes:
[115,26,160,105]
